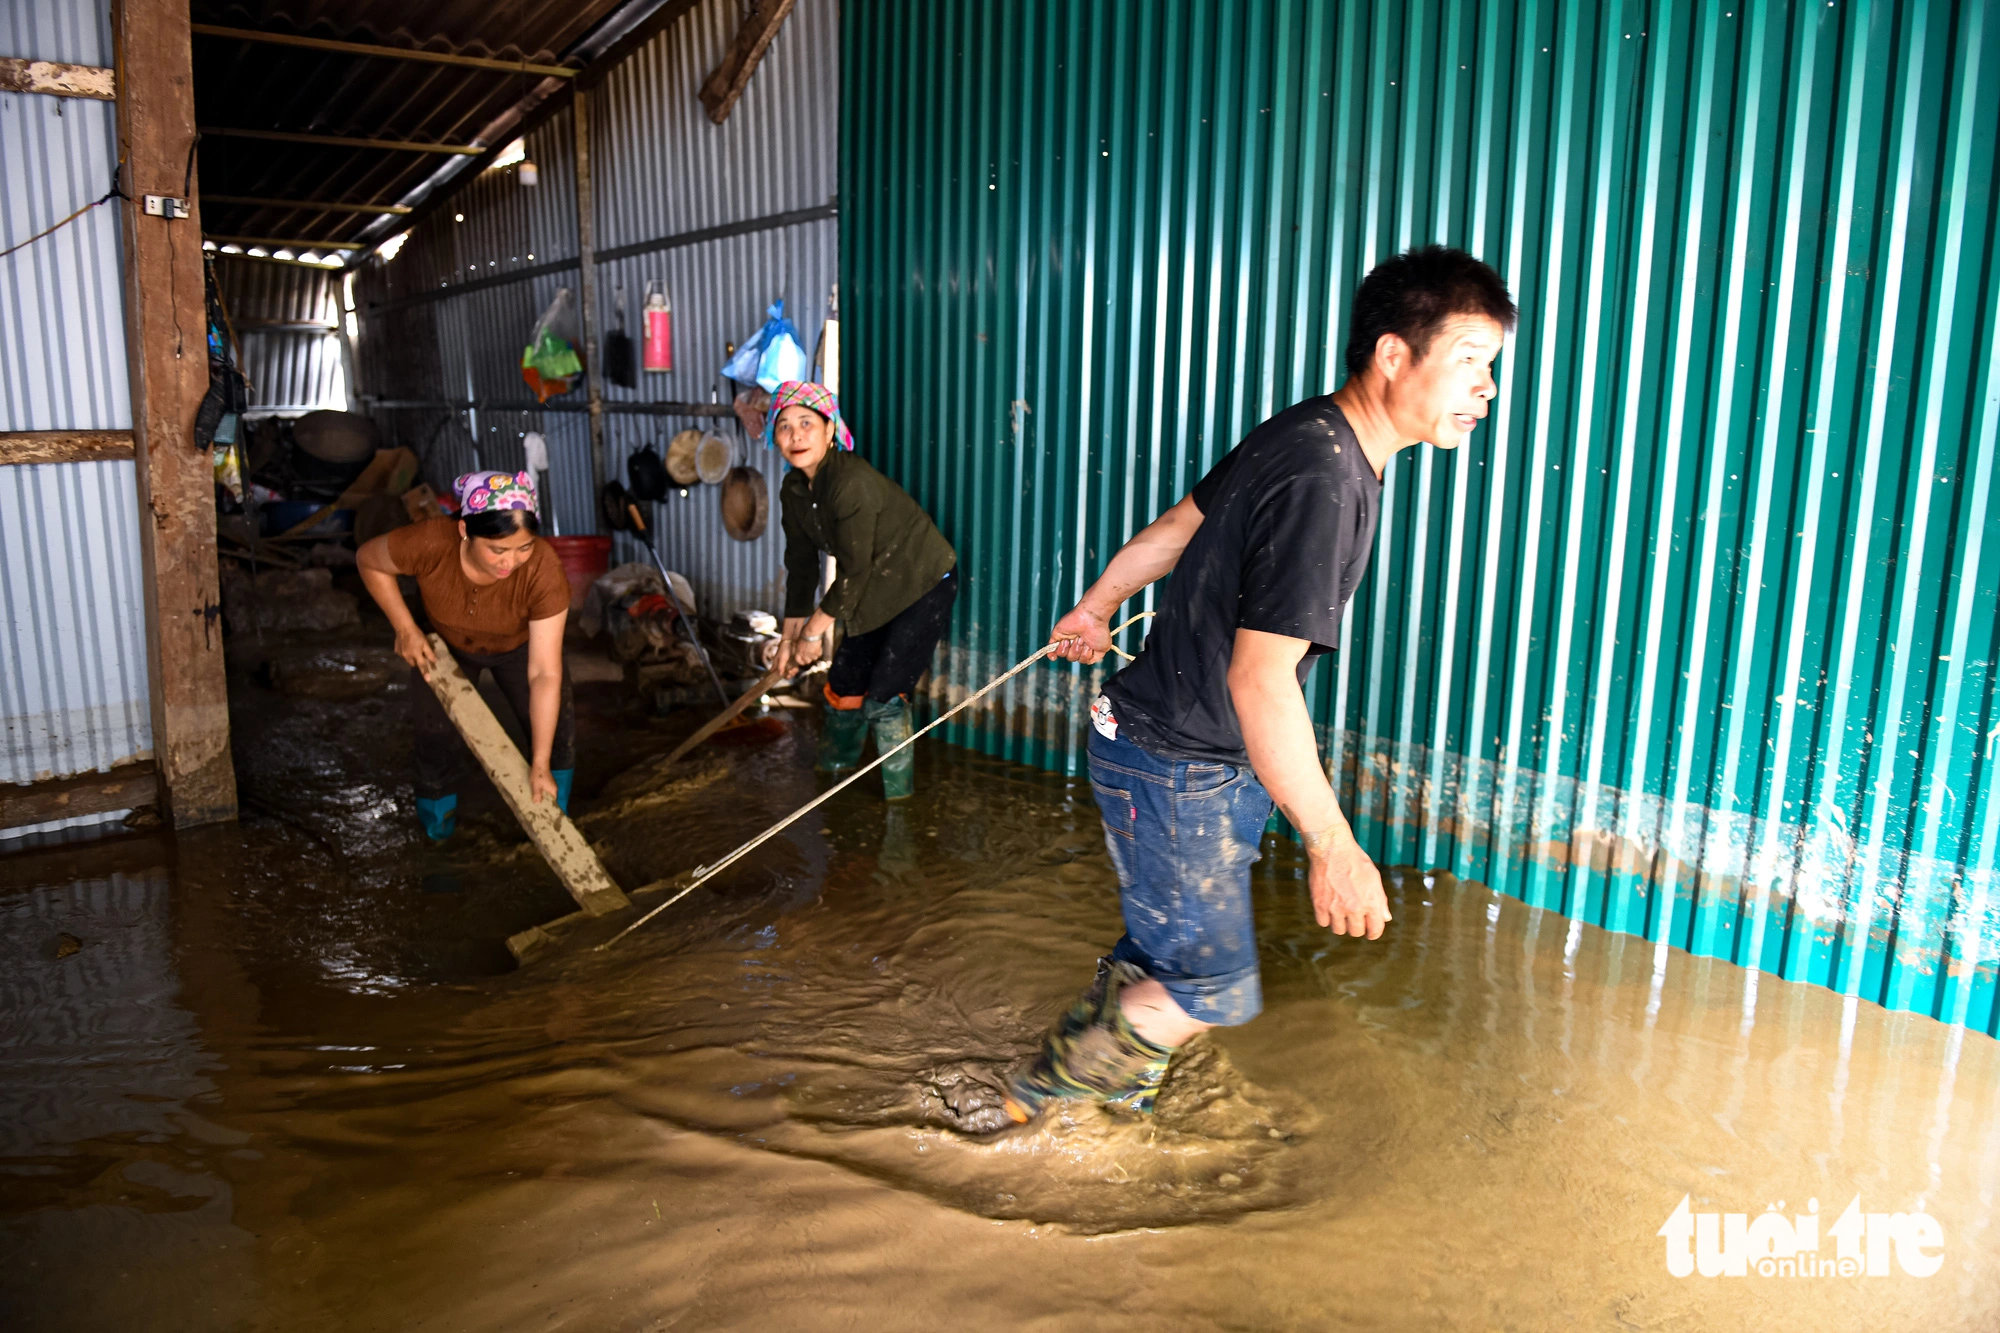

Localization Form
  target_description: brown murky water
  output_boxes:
[4,631,1999,1330]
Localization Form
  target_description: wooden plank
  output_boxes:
[698,0,795,125]
[0,57,116,100]
[203,234,363,250]
[0,430,136,466]
[197,125,482,155]
[203,195,412,215]
[116,0,238,829]
[422,634,630,917]
[506,910,585,964]
[507,874,682,963]
[0,763,159,832]
[189,24,577,78]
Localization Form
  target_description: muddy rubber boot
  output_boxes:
[551,768,574,814]
[816,705,868,774]
[1003,960,1175,1123]
[865,696,915,801]
[415,793,457,842]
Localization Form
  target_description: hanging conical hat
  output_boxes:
[665,428,703,485]
[694,433,732,485]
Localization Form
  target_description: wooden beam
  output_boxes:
[0,430,136,466]
[421,636,630,917]
[573,88,608,530]
[0,763,159,832]
[205,249,353,272]
[204,235,361,251]
[117,0,238,829]
[190,23,577,79]
[198,126,483,155]
[698,0,795,125]
[203,194,412,215]
[0,57,116,100]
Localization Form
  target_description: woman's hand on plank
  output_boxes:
[395,624,438,678]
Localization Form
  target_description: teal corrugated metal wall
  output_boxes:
[841,0,2000,1034]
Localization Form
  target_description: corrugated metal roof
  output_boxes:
[187,0,665,250]
[843,0,2000,1034]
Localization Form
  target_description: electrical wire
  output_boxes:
[0,179,122,262]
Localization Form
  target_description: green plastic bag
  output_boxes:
[522,288,584,401]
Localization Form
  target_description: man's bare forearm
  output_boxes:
[1076,494,1204,617]
[1229,631,1356,856]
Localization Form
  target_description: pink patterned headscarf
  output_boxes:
[454,470,539,514]
[764,380,855,452]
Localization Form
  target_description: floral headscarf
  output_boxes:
[454,470,539,514]
[763,380,855,452]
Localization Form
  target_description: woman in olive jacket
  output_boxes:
[767,381,956,800]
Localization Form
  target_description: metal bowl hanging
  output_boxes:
[694,433,733,486]
[665,428,703,486]
[719,464,768,542]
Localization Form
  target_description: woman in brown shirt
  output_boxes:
[357,470,573,841]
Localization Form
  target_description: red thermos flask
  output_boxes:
[642,283,673,372]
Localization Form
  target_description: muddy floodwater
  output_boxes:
[4,635,2000,1330]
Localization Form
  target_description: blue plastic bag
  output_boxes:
[722,300,810,392]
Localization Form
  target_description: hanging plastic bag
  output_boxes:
[721,299,809,392]
[719,307,770,385]
[522,287,584,402]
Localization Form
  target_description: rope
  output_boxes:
[598,611,1154,950]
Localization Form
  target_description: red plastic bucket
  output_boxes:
[547,535,613,611]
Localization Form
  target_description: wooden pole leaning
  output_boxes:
[420,634,629,918]
[659,659,827,767]
[660,665,784,766]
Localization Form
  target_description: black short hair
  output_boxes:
[462,508,540,540]
[1344,245,1517,379]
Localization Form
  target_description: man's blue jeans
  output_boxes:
[1087,719,1275,1026]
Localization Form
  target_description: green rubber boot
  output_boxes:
[816,704,869,774]
[865,695,915,801]
[1003,959,1175,1123]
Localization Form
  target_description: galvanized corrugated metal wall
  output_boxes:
[1,0,153,797]
[843,0,2000,1033]
[214,256,348,414]
[353,0,838,617]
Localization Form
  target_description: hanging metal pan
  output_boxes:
[720,465,768,542]
[694,433,733,486]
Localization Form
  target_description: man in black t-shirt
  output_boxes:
[1004,247,1517,1124]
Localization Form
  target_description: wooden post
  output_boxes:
[422,636,630,917]
[115,0,237,828]
[698,0,796,124]
[573,88,608,530]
